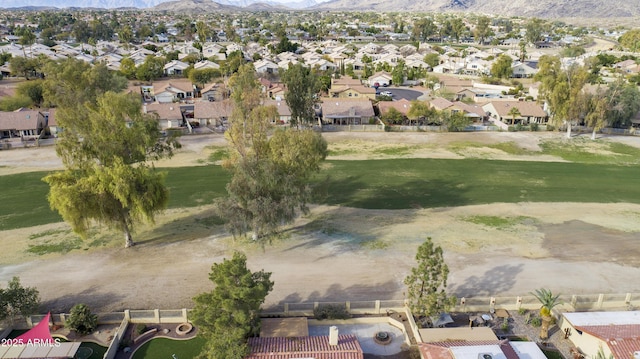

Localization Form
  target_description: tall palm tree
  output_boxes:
[531,288,561,340]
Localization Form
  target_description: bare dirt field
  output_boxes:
[1,131,640,313]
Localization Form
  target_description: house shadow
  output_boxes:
[450,264,524,297]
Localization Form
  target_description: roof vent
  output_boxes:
[634,351,640,359]
[479,354,493,359]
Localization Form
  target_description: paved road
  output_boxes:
[378,87,425,101]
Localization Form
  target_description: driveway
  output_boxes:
[377,87,425,101]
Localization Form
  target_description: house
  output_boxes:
[193,60,220,71]
[150,80,195,103]
[163,60,190,76]
[368,71,393,87]
[144,103,185,129]
[321,98,375,125]
[419,327,547,359]
[482,101,548,126]
[561,311,640,359]
[511,62,537,78]
[193,100,234,127]
[0,110,46,139]
[329,85,376,100]
[263,99,292,124]
[254,59,279,74]
[379,98,412,117]
[201,83,226,102]
[246,333,364,359]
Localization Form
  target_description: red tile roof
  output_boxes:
[247,335,363,359]
[608,338,640,359]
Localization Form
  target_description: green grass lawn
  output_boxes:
[132,337,205,359]
[2,158,640,231]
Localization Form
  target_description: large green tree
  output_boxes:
[404,237,456,320]
[192,252,274,359]
[618,29,640,52]
[491,54,513,79]
[0,277,40,323]
[42,60,175,248]
[535,55,588,138]
[219,64,328,242]
[281,63,320,127]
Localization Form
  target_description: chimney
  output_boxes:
[329,326,338,346]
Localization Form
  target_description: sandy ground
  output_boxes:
[1,131,640,313]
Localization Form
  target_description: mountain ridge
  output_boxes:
[1,0,638,18]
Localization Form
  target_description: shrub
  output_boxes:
[313,304,351,320]
[546,124,555,131]
[501,317,509,332]
[530,316,542,327]
[517,307,527,315]
[135,323,147,335]
[65,304,98,335]
[530,123,539,132]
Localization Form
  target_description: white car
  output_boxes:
[380,91,393,97]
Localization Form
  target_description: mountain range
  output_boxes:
[2,0,639,18]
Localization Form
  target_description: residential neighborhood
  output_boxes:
[1,6,640,359]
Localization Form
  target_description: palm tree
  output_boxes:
[508,106,521,126]
[531,288,561,340]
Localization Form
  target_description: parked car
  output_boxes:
[380,91,393,97]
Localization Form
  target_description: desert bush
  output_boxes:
[530,316,542,327]
[65,304,98,335]
[135,323,147,335]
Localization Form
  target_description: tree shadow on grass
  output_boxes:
[451,264,524,297]
[318,174,470,210]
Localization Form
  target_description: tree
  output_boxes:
[119,57,136,79]
[9,56,37,80]
[189,68,221,87]
[135,56,165,82]
[474,16,492,44]
[19,28,36,58]
[412,18,436,42]
[16,79,44,106]
[118,25,133,50]
[43,90,178,248]
[423,53,440,68]
[525,18,544,45]
[449,18,466,43]
[65,304,98,335]
[618,29,640,52]
[192,252,274,359]
[392,60,406,86]
[0,277,40,323]
[42,59,127,108]
[404,238,455,320]
[219,65,328,242]
[507,106,521,125]
[530,288,561,340]
[535,56,588,138]
[443,111,471,132]
[196,20,210,42]
[408,100,437,125]
[281,63,320,127]
[491,54,513,79]
[381,107,405,125]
